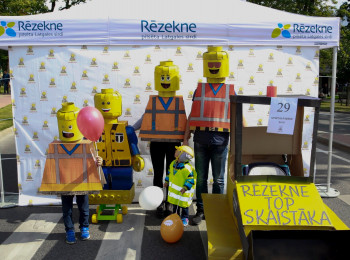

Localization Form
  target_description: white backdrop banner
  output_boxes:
[9,45,319,206]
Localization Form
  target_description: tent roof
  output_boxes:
[0,0,340,48]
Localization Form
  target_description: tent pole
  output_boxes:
[317,46,340,198]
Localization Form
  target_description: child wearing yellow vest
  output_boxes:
[164,146,197,226]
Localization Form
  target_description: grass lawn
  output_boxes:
[0,104,13,131]
[0,84,11,94]
[320,98,350,113]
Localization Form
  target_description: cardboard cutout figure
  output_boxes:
[94,88,144,190]
[39,102,102,195]
[89,89,144,224]
[189,46,234,132]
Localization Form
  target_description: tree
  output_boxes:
[336,1,350,104]
[336,2,350,84]
[0,0,48,16]
[47,1,89,12]
[247,0,337,16]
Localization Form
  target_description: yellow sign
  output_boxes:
[236,182,333,227]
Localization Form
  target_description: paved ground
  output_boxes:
[0,142,349,260]
[317,111,350,153]
[0,94,11,108]
[0,203,207,260]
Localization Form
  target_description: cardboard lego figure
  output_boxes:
[94,88,144,191]
[189,46,234,132]
[139,60,187,142]
[88,89,144,224]
[39,102,102,195]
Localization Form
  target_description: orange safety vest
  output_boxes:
[189,83,235,132]
[139,95,187,142]
[39,140,102,194]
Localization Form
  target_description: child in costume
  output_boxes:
[39,102,103,244]
[164,145,196,226]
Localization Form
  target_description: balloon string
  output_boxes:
[94,141,104,183]
[94,142,98,156]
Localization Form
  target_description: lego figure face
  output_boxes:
[57,102,83,142]
[154,61,180,93]
[203,46,229,78]
[94,88,122,119]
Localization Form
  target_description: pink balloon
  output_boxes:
[77,106,104,142]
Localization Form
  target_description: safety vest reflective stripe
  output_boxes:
[184,164,193,178]
[169,182,195,194]
[47,143,91,184]
[189,83,234,131]
[191,83,231,123]
[139,96,187,140]
[149,96,185,131]
[140,130,185,135]
[167,161,196,208]
[168,192,193,202]
[98,123,132,167]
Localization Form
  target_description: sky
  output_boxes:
[331,0,347,8]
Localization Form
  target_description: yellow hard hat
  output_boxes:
[175,145,194,158]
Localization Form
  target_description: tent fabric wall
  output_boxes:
[9,45,319,206]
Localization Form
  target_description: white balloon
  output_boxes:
[139,186,164,210]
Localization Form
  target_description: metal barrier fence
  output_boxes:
[0,154,17,208]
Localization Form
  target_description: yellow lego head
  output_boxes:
[203,46,229,79]
[56,102,83,142]
[154,61,180,96]
[94,88,122,120]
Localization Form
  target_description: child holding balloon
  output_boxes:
[39,103,105,244]
[164,145,197,226]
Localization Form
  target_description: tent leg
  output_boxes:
[317,46,339,198]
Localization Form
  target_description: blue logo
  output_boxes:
[0,21,16,37]
[271,23,291,39]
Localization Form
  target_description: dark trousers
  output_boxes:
[194,142,228,211]
[173,204,189,219]
[150,141,180,188]
[61,195,89,232]
[4,84,9,94]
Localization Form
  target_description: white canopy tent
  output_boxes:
[0,0,340,47]
[0,0,340,206]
